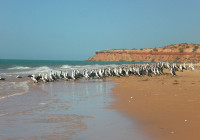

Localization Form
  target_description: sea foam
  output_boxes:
[0,81,29,100]
[31,66,54,74]
[8,66,31,70]
[60,64,118,71]
[60,65,71,69]
[12,66,55,75]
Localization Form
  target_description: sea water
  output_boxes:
[0,59,142,99]
[0,59,148,140]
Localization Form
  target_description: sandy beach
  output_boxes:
[1,60,200,140]
[110,68,200,140]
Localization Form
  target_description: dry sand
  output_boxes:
[110,69,200,140]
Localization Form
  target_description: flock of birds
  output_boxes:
[0,62,196,83]
[28,62,195,83]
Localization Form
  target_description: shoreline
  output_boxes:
[0,78,148,140]
[110,69,200,140]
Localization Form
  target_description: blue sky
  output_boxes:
[0,0,200,60]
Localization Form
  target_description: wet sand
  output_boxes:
[111,69,200,140]
[0,79,148,140]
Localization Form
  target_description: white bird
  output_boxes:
[183,63,187,70]
[98,69,103,78]
[71,70,75,80]
[31,74,38,83]
[16,75,22,78]
[170,68,176,76]
[189,63,195,70]
[179,64,183,72]
[83,69,89,79]
[0,76,5,80]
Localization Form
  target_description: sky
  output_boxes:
[0,0,200,60]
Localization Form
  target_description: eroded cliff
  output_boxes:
[86,43,200,63]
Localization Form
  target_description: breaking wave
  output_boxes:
[8,66,31,70]
[13,66,55,75]
[6,64,120,76]
[60,64,119,70]
[60,65,71,69]
[0,81,29,100]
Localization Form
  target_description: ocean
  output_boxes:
[0,59,138,98]
[0,59,135,73]
[0,59,148,140]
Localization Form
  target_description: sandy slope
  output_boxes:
[110,68,200,140]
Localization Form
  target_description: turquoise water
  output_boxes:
[0,59,144,99]
[0,59,137,69]
[0,59,144,74]
[0,59,148,76]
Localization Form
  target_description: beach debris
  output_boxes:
[130,96,133,99]
[184,120,187,122]
[170,131,175,134]
[173,80,179,85]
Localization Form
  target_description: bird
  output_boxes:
[0,76,5,80]
[189,63,195,70]
[28,62,189,84]
[31,74,38,83]
[170,68,176,76]
[179,64,183,72]
[16,75,22,78]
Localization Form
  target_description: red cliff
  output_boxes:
[86,43,200,63]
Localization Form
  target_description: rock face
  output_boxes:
[86,43,200,63]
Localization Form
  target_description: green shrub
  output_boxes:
[174,57,180,62]
[153,48,158,52]
[151,59,155,62]
[186,46,189,48]
[193,46,199,52]
[179,48,184,53]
